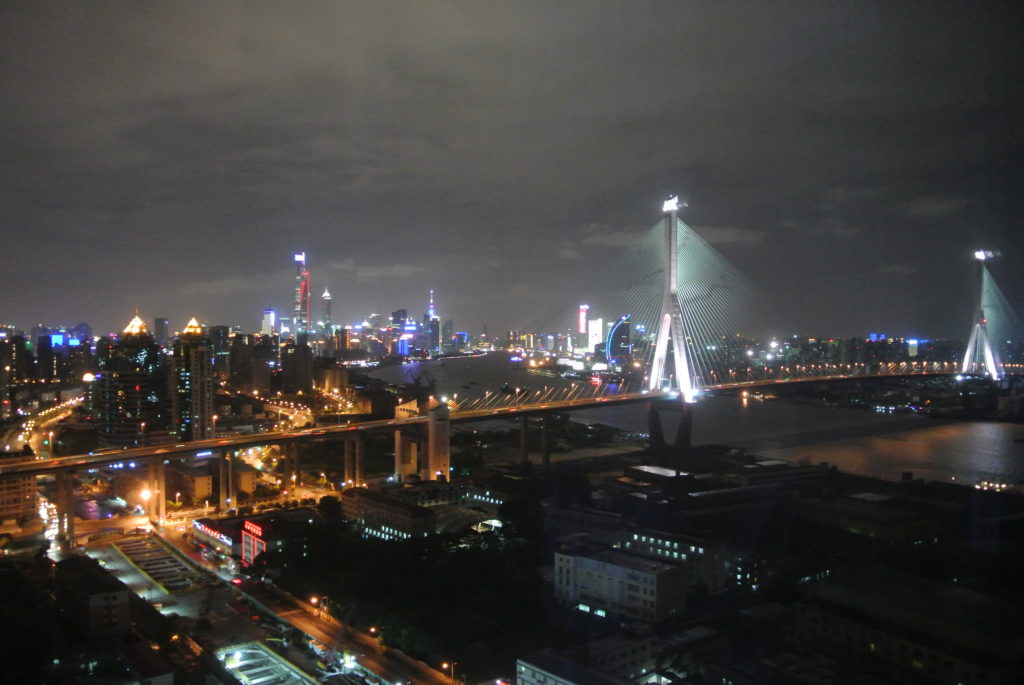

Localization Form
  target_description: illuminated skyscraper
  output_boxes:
[95,316,167,447]
[577,304,590,350]
[424,290,440,354]
[261,309,276,336]
[168,318,213,441]
[321,287,332,334]
[587,317,604,353]
[293,252,311,342]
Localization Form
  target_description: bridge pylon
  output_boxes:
[961,251,1002,380]
[646,196,697,467]
[648,196,697,402]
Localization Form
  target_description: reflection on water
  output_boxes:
[369,354,1024,485]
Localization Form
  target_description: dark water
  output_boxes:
[370,354,1024,485]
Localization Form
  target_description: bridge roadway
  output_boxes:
[0,389,671,479]
[0,370,953,480]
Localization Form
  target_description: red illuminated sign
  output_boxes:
[243,520,263,537]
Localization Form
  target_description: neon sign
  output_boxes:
[243,520,263,537]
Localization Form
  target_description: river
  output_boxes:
[369,353,1024,485]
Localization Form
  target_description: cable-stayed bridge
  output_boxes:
[1,197,1019,544]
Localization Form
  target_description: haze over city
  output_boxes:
[2,2,1021,337]
[3,4,1024,685]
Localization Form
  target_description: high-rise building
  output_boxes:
[321,287,332,334]
[208,325,231,378]
[95,316,167,448]
[293,252,311,342]
[424,290,440,354]
[35,334,54,382]
[153,318,169,346]
[441,319,454,354]
[281,340,314,394]
[229,334,254,392]
[577,304,590,350]
[168,318,214,442]
[588,317,604,353]
[261,309,276,336]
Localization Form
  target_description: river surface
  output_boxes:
[369,353,1024,485]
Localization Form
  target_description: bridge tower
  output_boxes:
[647,196,698,462]
[961,251,1002,380]
[648,196,697,401]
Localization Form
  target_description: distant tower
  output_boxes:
[153,318,169,346]
[425,290,440,354]
[577,304,590,350]
[261,309,276,336]
[321,287,332,332]
[961,251,1002,380]
[168,318,214,441]
[648,195,696,401]
[96,315,166,447]
[293,252,311,342]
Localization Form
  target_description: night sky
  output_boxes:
[2,2,1021,339]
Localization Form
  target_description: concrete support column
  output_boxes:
[293,441,301,497]
[155,460,166,524]
[541,412,551,468]
[426,401,451,481]
[354,433,365,487]
[344,440,354,486]
[54,471,66,540]
[520,416,530,466]
[218,450,229,512]
[63,471,75,544]
[227,450,235,511]
[146,461,157,521]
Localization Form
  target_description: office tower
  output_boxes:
[168,318,213,441]
[229,334,254,391]
[588,317,604,353]
[35,334,54,382]
[69,322,92,344]
[153,318,169,346]
[391,309,408,327]
[208,325,231,378]
[261,309,276,336]
[321,287,332,334]
[441,319,454,354]
[281,340,314,394]
[95,316,167,448]
[577,304,590,350]
[293,252,311,342]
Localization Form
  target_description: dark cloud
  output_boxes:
[2,1,1021,338]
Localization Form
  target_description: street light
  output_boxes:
[441,661,458,684]
[212,414,219,438]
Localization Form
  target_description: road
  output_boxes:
[241,582,452,685]
[157,526,451,685]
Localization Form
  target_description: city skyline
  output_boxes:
[2,3,1021,338]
